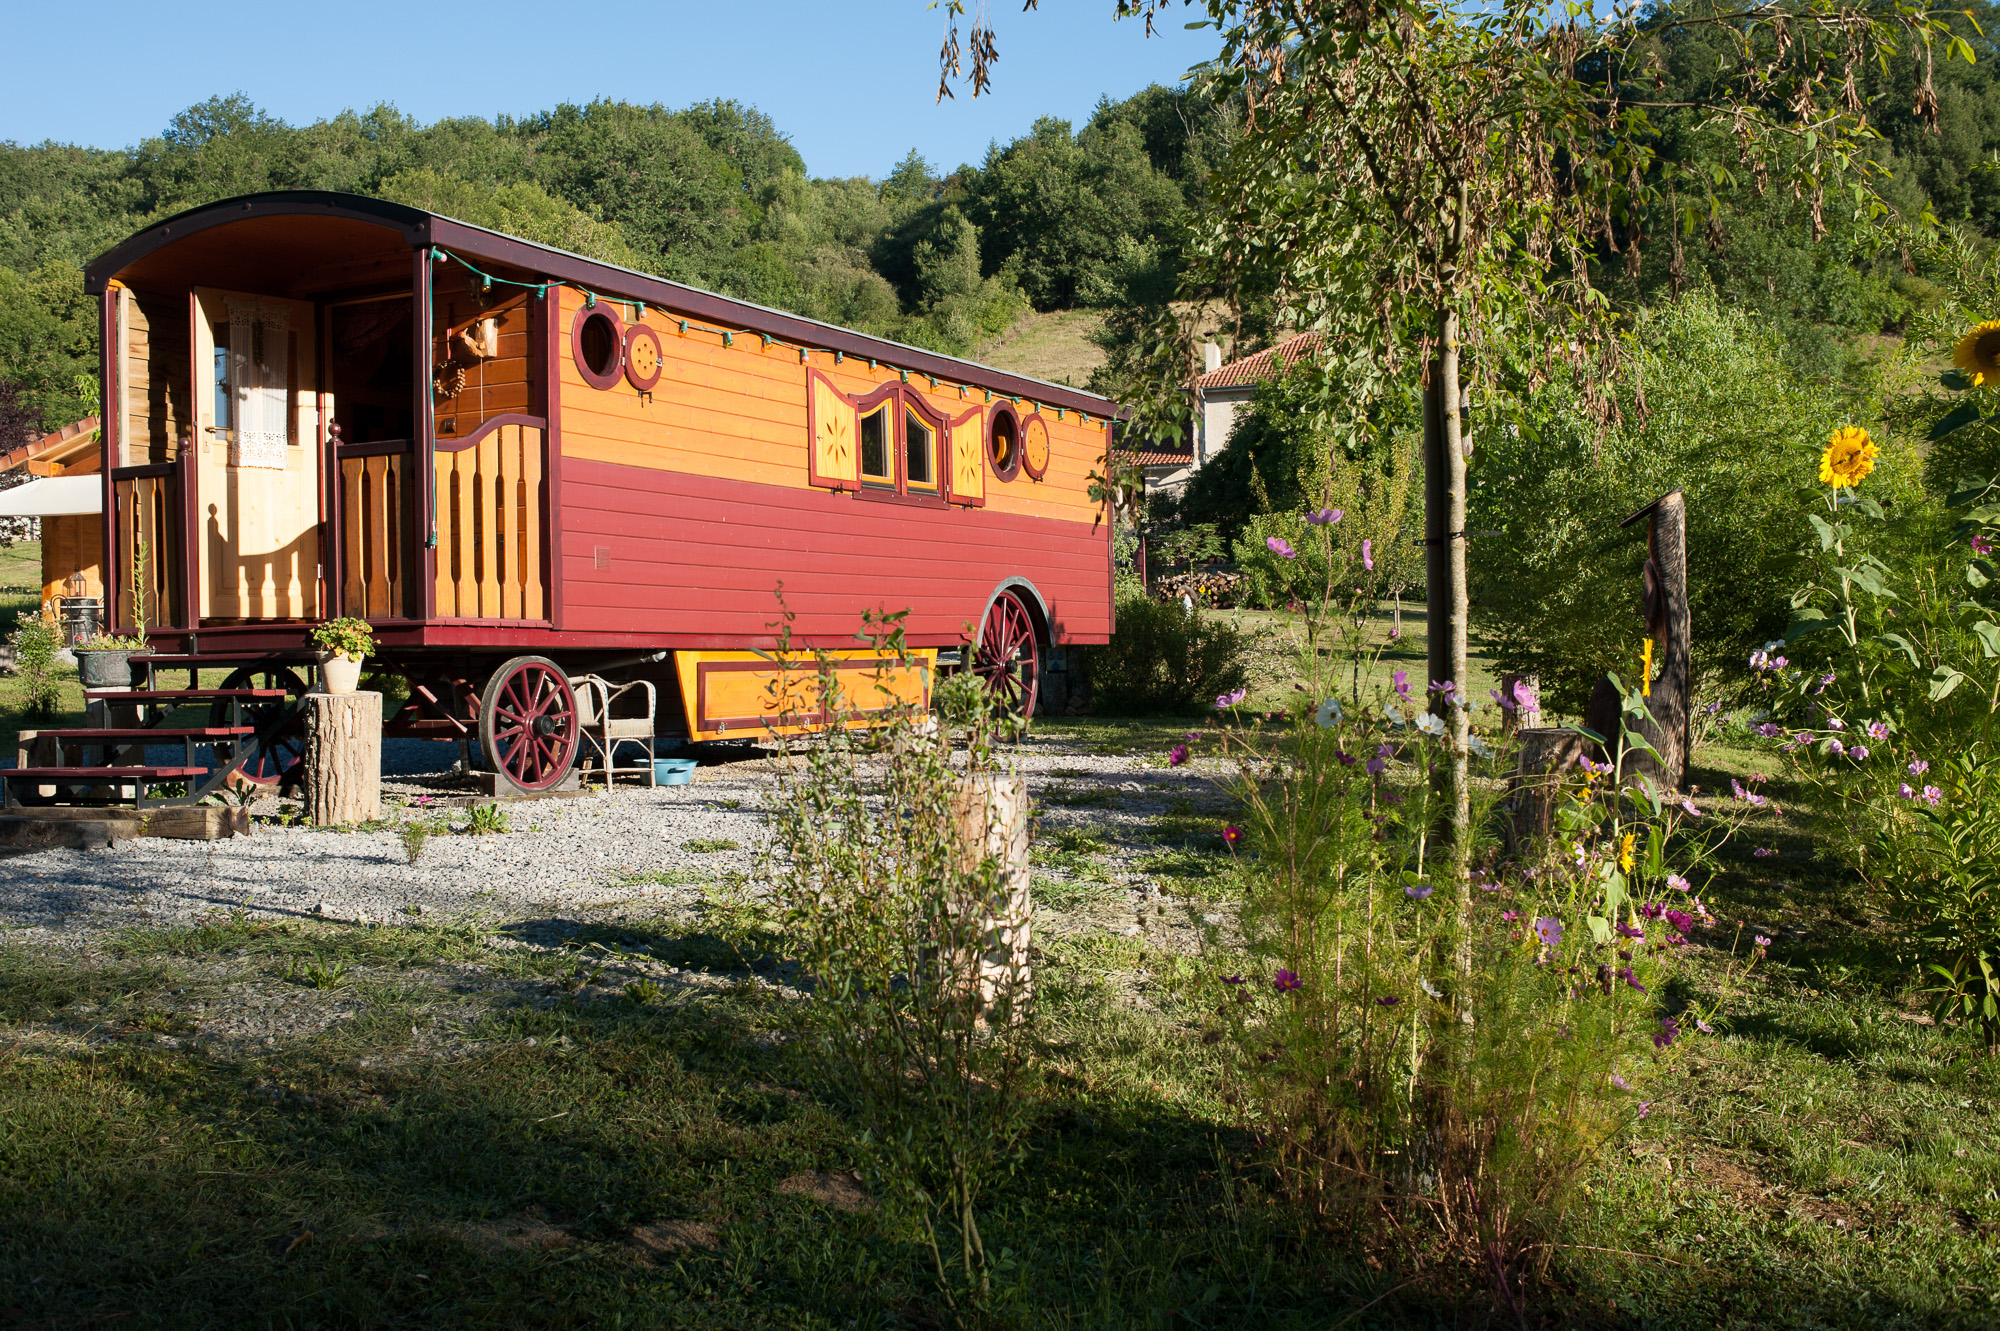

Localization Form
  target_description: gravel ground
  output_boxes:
[0,732,1239,953]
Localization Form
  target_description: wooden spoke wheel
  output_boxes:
[973,590,1040,721]
[479,655,580,794]
[208,665,309,790]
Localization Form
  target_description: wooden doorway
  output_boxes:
[191,287,322,621]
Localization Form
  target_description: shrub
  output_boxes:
[10,609,62,717]
[1086,595,1247,715]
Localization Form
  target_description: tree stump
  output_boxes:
[303,692,382,826]
[948,774,1033,1022]
[1506,726,1589,851]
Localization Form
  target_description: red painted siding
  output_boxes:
[560,457,1112,647]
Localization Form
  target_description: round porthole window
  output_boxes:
[988,405,1021,481]
[572,306,624,389]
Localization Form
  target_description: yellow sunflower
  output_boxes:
[1955,320,2000,387]
[1820,426,1878,488]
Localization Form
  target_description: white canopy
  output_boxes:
[0,476,101,517]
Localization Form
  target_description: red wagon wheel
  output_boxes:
[208,665,309,791]
[973,590,1040,721]
[479,655,580,795]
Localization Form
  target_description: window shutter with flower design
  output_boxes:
[807,371,859,490]
[947,406,985,506]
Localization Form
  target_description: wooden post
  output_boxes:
[949,774,1033,1022]
[1583,490,1692,789]
[303,691,382,825]
[1506,726,1590,851]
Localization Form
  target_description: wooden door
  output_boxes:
[192,288,322,620]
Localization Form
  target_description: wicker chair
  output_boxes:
[573,675,658,788]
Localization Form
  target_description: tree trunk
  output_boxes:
[303,691,382,826]
[1582,490,1692,789]
[948,774,1033,1024]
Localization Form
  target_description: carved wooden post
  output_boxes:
[1583,490,1692,789]
[948,774,1033,1022]
[303,691,382,825]
[1506,726,1589,850]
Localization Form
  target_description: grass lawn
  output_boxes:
[1,716,1995,1327]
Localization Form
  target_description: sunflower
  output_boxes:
[1955,321,2000,387]
[1820,426,1878,488]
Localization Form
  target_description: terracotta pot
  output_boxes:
[320,653,365,695]
[75,649,135,689]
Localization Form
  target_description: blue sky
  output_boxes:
[0,1,1221,180]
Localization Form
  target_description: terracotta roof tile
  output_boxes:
[1191,331,1322,391]
[0,416,100,475]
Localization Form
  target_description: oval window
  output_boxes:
[989,406,1021,481]
[572,306,624,389]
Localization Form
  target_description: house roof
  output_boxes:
[0,417,100,476]
[1191,331,1322,391]
[1122,447,1194,468]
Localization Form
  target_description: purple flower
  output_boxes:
[1754,934,1772,948]
[1753,847,1776,858]
[1826,716,1845,731]
[1616,923,1645,939]
[1828,739,1846,758]
[1617,967,1649,994]
[1393,669,1411,699]
[1185,732,1202,743]
[1637,1101,1655,1120]
[1510,679,1539,712]
[1817,671,1836,693]
[1365,754,1387,776]
[1666,909,1694,936]
[1654,1017,1680,1049]
[1490,688,1513,711]
[1898,782,1916,800]
[1639,902,1664,920]
[1756,722,1783,738]
[1273,969,1302,992]
[1909,758,1930,777]
[1867,721,1888,740]
[1266,536,1296,560]
[1849,745,1870,761]
[1534,916,1563,946]
[1405,884,1434,900]
[1731,779,1767,808]
[1773,656,1789,669]
[1611,1074,1631,1091]
[1167,744,1189,768]
[1221,974,1245,985]
[1501,910,1521,923]
[1477,880,1501,892]
[1678,797,1701,819]
[1923,785,1943,806]
[1215,689,1246,709]
[1222,825,1244,846]
[1362,538,1374,571]
[1695,1017,1715,1034]
[1376,995,1401,1006]
[1975,534,1994,555]
[1666,873,1691,892]
[1306,508,1343,525]
[1336,749,1356,766]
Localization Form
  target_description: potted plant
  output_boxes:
[73,630,145,689]
[311,617,375,695]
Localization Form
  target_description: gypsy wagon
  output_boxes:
[9,191,1114,805]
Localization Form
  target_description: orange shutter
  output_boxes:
[948,409,985,506]
[808,372,859,490]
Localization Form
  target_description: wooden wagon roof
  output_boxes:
[0,416,101,477]
[86,191,1117,418]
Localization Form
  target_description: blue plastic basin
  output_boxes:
[653,758,698,786]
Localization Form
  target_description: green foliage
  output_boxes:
[1475,295,1871,716]
[1086,596,1248,716]
[375,168,638,267]
[683,838,739,854]
[309,616,374,661]
[462,803,509,836]
[764,616,1035,1304]
[9,610,62,717]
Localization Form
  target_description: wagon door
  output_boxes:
[191,288,322,621]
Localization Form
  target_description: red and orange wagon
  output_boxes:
[8,191,1116,806]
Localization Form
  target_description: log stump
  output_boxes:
[948,773,1033,1022]
[1506,727,1589,851]
[303,691,382,826]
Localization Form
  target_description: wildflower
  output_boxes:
[1167,744,1189,768]
[1756,722,1782,738]
[1491,688,1514,711]
[1365,752,1387,776]
[1306,507,1343,525]
[1376,995,1401,1006]
[1731,779,1767,807]
[1954,319,2000,387]
[1266,536,1296,560]
[1336,749,1356,766]
[1222,825,1244,847]
[1510,679,1539,711]
[1617,923,1645,939]
[1416,711,1446,737]
[1666,873,1691,892]
[1501,910,1521,923]
[1619,833,1635,873]
[1405,884,1434,901]
[1611,1074,1631,1091]
[1850,745,1870,761]
[1753,847,1776,858]
[1772,656,1789,669]
[1637,1101,1655,1120]
[1221,974,1246,985]
[1867,721,1889,740]
[1273,969,1302,992]
[1215,688,1246,709]
[1578,755,1611,777]
[1477,879,1501,892]
[1819,425,1879,487]
[1393,669,1411,699]
[1639,902,1664,920]
[1923,785,1943,806]
[1817,671,1836,693]
[1825,715,1844,731]
[1754,934,1772,948]
[1749,647,1769,670]
[1420,977,1444,999]
[1976,534,1995,556]
[1654,1016,1680,1049]
[1534,916,1564,946]
[1618,967,1649,994]
[1185,732,1202,743]
[1898,782,1916,799]
[1316,697,1343,728]
[1909,758,1930,777]
[1362,538,1374,571]
[1666,909,1695,936]
[1678,797,1701,819]
[1695,1017,1715,1035]
[1468,733,1494,759]
[1828,739,1845,758]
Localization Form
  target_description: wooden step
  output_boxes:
[5,766,209,781]
[33,727,255,742]
[83,689,289,703]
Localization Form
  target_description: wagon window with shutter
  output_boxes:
[904,409,935,489]
[859,407,892,483]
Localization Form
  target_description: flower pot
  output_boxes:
[320,653,365,695]
[75,649,135,690]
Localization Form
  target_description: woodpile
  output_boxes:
[1152,569,1243,607]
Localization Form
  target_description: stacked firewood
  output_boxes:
[1152,569,1243,607]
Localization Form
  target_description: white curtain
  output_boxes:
[226,299,290,469]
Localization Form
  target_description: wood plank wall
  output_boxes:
[432,266,536,442]
[124,290,190,465]
[40,515,103,606]
[433,423,546,621]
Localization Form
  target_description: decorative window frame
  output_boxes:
[987,401,1023,483]
[571,304,624,390]
[809,375,953,506]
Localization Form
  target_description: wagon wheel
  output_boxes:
[208,665,309,790]
[479,655,580,795]
[972,590,1040,721]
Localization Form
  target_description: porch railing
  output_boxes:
[112,462,184,630]
[433,419,546,621]
[335,436,418,621]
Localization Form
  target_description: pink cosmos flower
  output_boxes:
[1501,910,1521,923]
[1306,508,1343,525]
[1273,969,1302,992]
[1731,779,1766,807]
[1923,785,1943,806]
[1867,721,1888,740]
[1909,758,1930,777]
[1849,745,1870,761]
[1611,1074,1631,1091]
[1167,744,1189,767]
[1975,534,1994,555]
[1753,847,1775,857]
[1222,825,1244,848]
[1898,783,1916,799]
[1826,716,1845,731]
[1534,916,1563,946]
[1405,884,1434,900]
[1215,689,1246,709]
[1266,536,1296,559]
[1394,669,1411,698]
[1637,1101,1655,1119]
[1666,873,1691,892]
[1362,538,1374,571]
[1828,739,1845,757]
[1754,934,1772,948]
[1756,723,1782,738]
